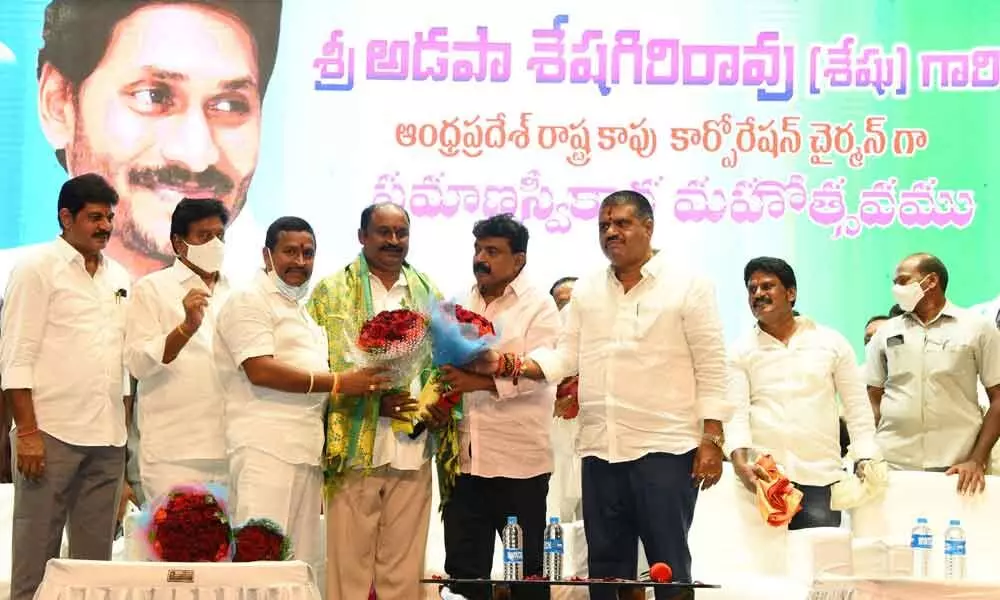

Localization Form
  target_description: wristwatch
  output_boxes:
[702,432,725,450]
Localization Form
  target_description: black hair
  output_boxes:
[744,256,798,307]
[38,0,282,170]
[359,202,410,231]
[599,190,654,221]
[472,213,529,254]
[888,304,904,317]
[908,252,949,293]
[549,276,578,298]
[57,173,118,229]
[265,216,314,250]
[170,198,230,238]
[865,314,890,327]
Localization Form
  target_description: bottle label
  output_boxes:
[911,533,932,550]
[544,539,564,555]
[503,548,523,564]
[944,539,966,556]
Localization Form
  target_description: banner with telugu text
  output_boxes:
[0,0,997,352]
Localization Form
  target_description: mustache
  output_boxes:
[604,237,623,245]
[380,245,404,253]
[128,164,234,196]
[473,262,491,274]
[753,298,772,307]
[93,231,110,239]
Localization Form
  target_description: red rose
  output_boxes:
[233,520,291,562]
[149,491,231,562]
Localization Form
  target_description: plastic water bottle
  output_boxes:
[910,517,932,578]
[543,516,564,580]
[502,516,524,580]
[944,519,967,580]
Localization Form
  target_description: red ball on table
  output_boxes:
[649,562,672,583]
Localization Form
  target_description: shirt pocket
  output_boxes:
[925,342,976,381]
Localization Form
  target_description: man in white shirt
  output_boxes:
[471,191,730,600]
[216,216,389,573]
[307,203,444,600]
[866,253,1000,494]
[436,214,560,600]
[0,174,131,600]
[125,199,232,502]
[727,257,878,529]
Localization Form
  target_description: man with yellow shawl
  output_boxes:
[307,203,454,600]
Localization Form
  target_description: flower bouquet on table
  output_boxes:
[350,308,431,434]
[232,518,293,562]
[753,454,803,527]
[139,484,232,562]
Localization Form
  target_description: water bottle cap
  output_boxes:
[916,517,928,524]
[507,516,517,525]
[949,519,961,526]
[549,516,559,524]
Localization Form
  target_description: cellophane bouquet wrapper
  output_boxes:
[414,301,498,420]
[348,308,432,434]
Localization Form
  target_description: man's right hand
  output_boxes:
[338,366,392,396]
[468,349,499,376]
[732,454,768,494]
[16,430,45,480]
[181,289,211,332]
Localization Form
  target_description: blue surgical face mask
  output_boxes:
[266,249,310,303]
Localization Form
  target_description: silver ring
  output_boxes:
[394,406,401,413]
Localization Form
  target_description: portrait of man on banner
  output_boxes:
[27,0,282,281]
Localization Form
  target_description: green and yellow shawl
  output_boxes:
[306,254,462,506]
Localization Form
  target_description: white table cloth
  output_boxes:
[34,559,321,600]
[810,575,1000,599]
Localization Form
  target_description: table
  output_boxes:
[34,559,322,600]
[423,577,718,598]
[810,575,1000,599]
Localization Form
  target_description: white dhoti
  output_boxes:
[547,417,582,521]
[140,456,229,503]
[229,447,323,572]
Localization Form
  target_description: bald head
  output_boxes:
[895,253,948,293]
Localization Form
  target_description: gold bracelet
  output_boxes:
[176,324,191,339]
[306,372,315,395]
[332,371,341,395]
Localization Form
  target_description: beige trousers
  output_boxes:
[326,462,432,600]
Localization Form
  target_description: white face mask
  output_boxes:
[266,249,310,303]
[891,276,928,312]
[183,237,225,274]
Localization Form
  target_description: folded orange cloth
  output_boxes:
[753,454,803,527]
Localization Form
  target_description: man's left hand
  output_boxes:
[692,439,724,490]
[117,480,136,524]
[438,365,494,394]
[946,460,987,495]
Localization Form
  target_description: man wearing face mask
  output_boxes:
[308,203,445,600]
[866,253,1000,495]
[125,199,232,502]
[437,214,561,600]
[215,216,390,574]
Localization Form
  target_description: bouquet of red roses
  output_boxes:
[141,485,232,562]
[415,304,496,418]
[350,308,431,434]
[233,518,292,562]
